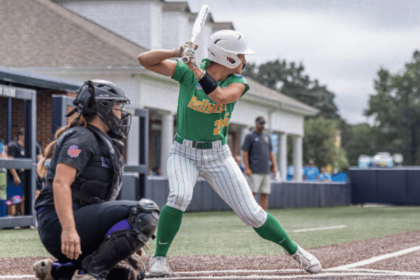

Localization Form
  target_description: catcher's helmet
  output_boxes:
[207,30,255,69]
[67,80,132,139]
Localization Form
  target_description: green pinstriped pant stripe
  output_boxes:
[166,141,267,228]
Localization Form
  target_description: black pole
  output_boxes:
[406,91,411,166]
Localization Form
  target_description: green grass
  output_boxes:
[1,206,420,258]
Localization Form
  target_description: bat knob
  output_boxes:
[181,56,190,64]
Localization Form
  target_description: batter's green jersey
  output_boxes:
[172,59,250,142]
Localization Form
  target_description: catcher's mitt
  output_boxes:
[108,248,146,280]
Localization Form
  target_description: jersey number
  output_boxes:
[213,113,230,135]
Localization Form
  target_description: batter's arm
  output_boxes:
[189,65,246,104]
[207,83,246,104]
[138,50,178,77]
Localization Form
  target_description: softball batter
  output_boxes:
[138,30,321,276]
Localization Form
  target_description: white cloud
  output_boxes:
[235,11,420,124]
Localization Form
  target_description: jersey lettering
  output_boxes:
[213,113,230,135]
[188,96,226,114]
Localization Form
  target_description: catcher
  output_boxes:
[33,80,160,280]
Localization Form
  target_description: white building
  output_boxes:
[0,0,318,181]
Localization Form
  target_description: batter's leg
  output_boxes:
[154,145,199,257]
[203,146,298,254]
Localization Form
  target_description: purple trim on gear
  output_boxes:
[105,219,132,236]
[52,262,73,267]
[37,207,46,215]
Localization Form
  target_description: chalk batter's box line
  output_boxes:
[147,271,420,279]
[3,269,420,279]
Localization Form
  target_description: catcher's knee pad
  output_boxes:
[82,199,160,279]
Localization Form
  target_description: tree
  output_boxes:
[365,50,420,165]
[303,117,348,171]
[243,59,348,169]
[342,123,377,166]
[243,59,340,119]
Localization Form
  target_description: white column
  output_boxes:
[279,133,287,181]
[239,126,249,164]
[293,135,303,182]
[160,112,174,177]
[126,115,139,165]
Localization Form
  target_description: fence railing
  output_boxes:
[349,168,420,205]
[118,176,351,212]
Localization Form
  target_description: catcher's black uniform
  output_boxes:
[35,80,159,280]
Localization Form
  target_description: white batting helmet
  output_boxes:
[207,30,255,69]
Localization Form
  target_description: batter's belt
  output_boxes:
[175,134,226,149]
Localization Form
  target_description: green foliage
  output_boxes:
[243,58,349,169]
[243,59,340,119]
[303,117,348,171]
[364,50,420,165]
[342,123,376,166]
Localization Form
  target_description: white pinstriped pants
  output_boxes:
[166,139,267,228]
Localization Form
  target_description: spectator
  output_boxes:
[242,116,277,211]
[6,128,42,215]
[153,167,161,176]
[0,140,7,217]
[303,160,319,182]
[234,154,245,174]
[287,165,294,181]
[319,167,332,182]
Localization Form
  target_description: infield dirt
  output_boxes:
[1,230,420,279]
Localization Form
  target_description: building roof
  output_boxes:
[163,1,191,12]
[213,22,235,31]
[0,66,80,92]
[189,12,215,24]
[246,79,319,116]
[0,0,317,115]
[0,0,147,68]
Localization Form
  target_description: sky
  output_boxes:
[171,0,420,124]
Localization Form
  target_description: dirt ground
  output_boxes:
[2,230,420,279]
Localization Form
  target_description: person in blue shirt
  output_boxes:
[303,160,319,181]
[319,168,332,182]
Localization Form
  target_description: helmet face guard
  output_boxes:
[68,80,132,139]
[96,97,132,139]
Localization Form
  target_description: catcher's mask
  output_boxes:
[67,80,132,139]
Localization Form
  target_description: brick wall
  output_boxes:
[1,84,132,163]
[0,97,6,141]
[0,83,70,154]
[0,96,24,143]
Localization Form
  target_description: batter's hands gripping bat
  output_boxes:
[181,5,209,64]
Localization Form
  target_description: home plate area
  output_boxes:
[2,230,420,280]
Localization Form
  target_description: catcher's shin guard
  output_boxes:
[82,199,159,280]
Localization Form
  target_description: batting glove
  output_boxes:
[174,42,198,57]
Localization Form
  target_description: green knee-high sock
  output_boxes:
[254,212,298,255]
[154,205,184,257]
